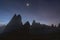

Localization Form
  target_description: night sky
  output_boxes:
[0,0,60,26]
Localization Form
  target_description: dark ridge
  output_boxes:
[3,14,22,32]
[0,14,60,40]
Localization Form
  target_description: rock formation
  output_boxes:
[4,14,22,32]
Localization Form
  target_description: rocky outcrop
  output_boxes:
[4,14,22,32]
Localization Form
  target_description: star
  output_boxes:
[26,3,30,7]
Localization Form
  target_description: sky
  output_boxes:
[0,0,60,26]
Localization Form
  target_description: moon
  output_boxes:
[26,3,30,7]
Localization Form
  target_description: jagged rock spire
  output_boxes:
[24,21,30,32]
[4,14,22,32]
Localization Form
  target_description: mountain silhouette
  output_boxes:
[1,14,31,40]
[1,14,60,40]
[4,14,23,32]
[23,21,30,33]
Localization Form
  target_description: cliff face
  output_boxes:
[4,14,22,32]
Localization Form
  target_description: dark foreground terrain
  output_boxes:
[0,31,60,40]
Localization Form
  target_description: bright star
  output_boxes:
[26,3,30,7]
